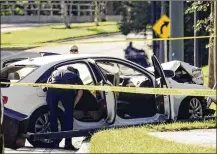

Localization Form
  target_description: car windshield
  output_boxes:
[97,62,141,76]
[0,65,39,82]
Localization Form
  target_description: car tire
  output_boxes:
[27,106,64,148]
[178,97,204,119]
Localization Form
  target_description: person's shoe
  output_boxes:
[64,144,79,151]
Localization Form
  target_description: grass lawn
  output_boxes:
[1,22,119,49]
[90,120,216,153]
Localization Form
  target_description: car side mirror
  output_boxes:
[0,78,10,88]
[163,70,175,78]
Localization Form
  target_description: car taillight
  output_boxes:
[2,96,8,104]
[103,104,107,108]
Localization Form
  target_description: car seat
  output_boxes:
[73,90,105,122]
[7,72,20,80]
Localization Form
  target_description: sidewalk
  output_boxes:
[1,23,60,33]
[149,129,216,148]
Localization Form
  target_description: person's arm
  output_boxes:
[73,77,84,108]
[74,90,83,108]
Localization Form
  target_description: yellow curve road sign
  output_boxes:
[153,15,170,38]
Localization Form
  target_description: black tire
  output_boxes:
[178,97,203,120]
[27,106,64,148]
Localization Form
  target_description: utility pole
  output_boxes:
[152,1,158,57]
[169,1,184,61]
[194,9,199,67]
[159,1,167,63]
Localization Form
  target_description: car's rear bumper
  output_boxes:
[3,107,29,149]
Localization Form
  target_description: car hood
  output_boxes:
[168,79,216,103]
[147,61,197,73]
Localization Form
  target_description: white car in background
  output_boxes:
[0,54,215,148]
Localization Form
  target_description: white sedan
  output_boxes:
[0,54,215,148]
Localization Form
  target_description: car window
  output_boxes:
[0,65,39,82]
[57,63,94,85]
[96,61,152,88]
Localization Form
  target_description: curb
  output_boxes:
[46,32,121,43]
[1,47,39,51]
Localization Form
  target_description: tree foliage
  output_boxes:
[185,1,214,47]
[119,1,151,35]
[185,1,215,88]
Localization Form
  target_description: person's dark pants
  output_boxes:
[46,87,75,146]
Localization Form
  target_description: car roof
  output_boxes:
[11,54,115,66]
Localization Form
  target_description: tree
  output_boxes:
[119,1,152,35]
[61,0,71,28]
[185,1,215,88]
[94,0,100,26]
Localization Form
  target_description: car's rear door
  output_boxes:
[151,55,173,120]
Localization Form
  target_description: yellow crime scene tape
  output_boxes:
[3,35,216,48]
[0,82,216,97]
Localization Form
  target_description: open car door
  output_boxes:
[87,59,117,125]
[1,58,28,68]
[39,52,61,57]
[151,55,173,120]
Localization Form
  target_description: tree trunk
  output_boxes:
[208,38,215,88]
[61,1,70,29]
[214,1,217,85]
[94,1,100,26]
[208,2,215,88]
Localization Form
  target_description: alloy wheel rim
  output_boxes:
[189,98,203,119]
[35,112,61,143]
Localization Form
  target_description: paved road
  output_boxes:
[1,33,153,62]
[5,137,89,153]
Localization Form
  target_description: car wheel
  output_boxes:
[178,97,203,119]
[27,106,64,148]
[188,98,203,119]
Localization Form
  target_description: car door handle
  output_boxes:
[36,88,46,97]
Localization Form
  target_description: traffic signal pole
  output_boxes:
[159,1,167,63]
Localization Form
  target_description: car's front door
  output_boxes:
[151,55,173,120]
[93,58,167,126]
[87,59,116,125]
